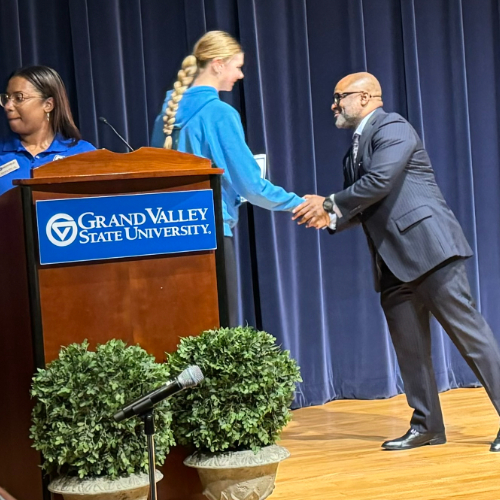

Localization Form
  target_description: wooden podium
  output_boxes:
[0,148,226,500]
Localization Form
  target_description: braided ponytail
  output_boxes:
[163,55,197,149]
[162,31,242,150]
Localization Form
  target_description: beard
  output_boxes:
[334,107,357,129]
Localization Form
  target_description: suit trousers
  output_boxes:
[380,257,500,433]
[223,236,239,328]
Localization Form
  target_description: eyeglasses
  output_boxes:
[333,91,382,106]
[0,92,43,108]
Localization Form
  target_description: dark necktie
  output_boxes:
[348,133,360,184]
[352,133,360,163]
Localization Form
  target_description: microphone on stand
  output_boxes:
[98,116,134,152]
[113,365,204,422]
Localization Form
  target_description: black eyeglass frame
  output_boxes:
[332,91,382,106]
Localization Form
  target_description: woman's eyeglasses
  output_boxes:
[0,92,43,107]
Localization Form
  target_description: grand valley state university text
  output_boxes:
[77,207,212,244]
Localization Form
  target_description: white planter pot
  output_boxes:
[184,444,290,500]
[48,470,163,500]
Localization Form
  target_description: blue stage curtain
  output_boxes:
[2,0,500,408]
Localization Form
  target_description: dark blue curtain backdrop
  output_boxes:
[2,0,500,408]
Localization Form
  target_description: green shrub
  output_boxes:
[166,326,302,453]
[30,339,175,479]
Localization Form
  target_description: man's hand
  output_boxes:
[307,212,331,229]
[292,195,328,227]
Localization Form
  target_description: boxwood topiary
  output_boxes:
[30,339,175,479]
[166,326,302,453]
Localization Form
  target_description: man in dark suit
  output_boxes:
[293,72,500,451]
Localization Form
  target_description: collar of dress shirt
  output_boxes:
[354,109,377,138]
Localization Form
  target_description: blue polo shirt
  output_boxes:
[0,134,95,196]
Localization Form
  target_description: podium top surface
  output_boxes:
[14,147,223,186]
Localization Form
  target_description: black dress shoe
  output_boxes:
[382,428,446,450]
[490,429,500,452]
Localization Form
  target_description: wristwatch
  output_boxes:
[323,196,334,214]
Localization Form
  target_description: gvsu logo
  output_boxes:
[46,214,78,247]
[36,191,217,265]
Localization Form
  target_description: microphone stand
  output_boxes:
[98,117,134,152]
[115,366,204,499]
[141,410,158,500]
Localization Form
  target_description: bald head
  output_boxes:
[332,72,383,129]
[336,72,382,96]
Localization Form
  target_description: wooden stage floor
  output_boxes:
[272,388,500,500]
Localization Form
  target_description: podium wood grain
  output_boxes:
[0,149,223,500]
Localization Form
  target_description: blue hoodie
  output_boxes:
[151,86,303,236]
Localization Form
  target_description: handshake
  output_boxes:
[292,195,332,229]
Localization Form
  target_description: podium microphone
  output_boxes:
[113,365,204,422]
[98,116,134,152]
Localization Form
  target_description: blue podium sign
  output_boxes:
[36,190,217,265]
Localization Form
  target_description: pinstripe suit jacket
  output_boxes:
[334,108,472,291]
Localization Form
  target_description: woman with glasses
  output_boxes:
[150,31,303,327]
[0,65,95,196]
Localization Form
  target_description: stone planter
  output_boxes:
[184,444,290,500]
[48,470,163,500]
